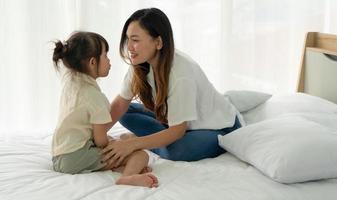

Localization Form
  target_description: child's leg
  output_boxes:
[101,139,152,173]
[113,165,153,174]
[113,135,153,173]
[115,150,158,188]
[119,133,153,173]
[120,150,148,176]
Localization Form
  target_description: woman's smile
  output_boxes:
[129,52,137,59]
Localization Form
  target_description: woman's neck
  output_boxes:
[147,51,160,68]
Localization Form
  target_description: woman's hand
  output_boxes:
[101,139,136,168]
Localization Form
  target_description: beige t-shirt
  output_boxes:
[52,72,112,156]
[120,50,237,130]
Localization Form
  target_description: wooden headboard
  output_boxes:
[297,32,337,104]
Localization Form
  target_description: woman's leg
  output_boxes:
[166,117,242,161]
[166,129,225,161]
[119,103,168,136]
[119,103,170,157]
[119,103,241,161]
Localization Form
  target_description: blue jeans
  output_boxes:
[119,103,241,161]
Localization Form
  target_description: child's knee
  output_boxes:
[133,150,149,160]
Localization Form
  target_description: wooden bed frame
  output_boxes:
[297,32,337,104]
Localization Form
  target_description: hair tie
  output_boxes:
[61,41,68,55]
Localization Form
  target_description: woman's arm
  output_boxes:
[102,122,187,166]
[133,122,187,149]
[105,95,131,131]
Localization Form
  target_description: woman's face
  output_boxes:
[126,21,160,66]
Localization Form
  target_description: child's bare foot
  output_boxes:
[140,166,152,174]
[116,173,159,188]
[112,164,151,174]
[147,173,159,187]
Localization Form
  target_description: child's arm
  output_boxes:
[92,95,130,148]
[92,123,111,148]
[107,95,131,130]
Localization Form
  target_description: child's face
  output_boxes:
[97,45,111,77]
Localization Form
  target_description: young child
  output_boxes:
[51,31,158,188]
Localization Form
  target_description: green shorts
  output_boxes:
[52,139,105,174]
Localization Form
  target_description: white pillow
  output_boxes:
[224,90,272,112]
[218,115,337,183]
[242,93,337,125]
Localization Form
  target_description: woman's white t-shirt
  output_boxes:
[120,50,237,130]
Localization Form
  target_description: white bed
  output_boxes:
[1,92,337,200]
[2,32,337,200]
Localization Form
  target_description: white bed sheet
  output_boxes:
[1,132,337,200]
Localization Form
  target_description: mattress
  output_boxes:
[1,134,337,200]
[1,93,337,200]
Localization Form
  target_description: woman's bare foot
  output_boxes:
[116,173,159,188]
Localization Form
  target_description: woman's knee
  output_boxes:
[127,103,145,112]
[120,103,155,119]
[119,103,144,125]
[118,112,131,127]
[167,131,224,161]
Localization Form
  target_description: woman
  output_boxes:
[102,8,241,166]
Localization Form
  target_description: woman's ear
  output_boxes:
[156,36,163,50]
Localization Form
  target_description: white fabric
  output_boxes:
[242,93,337,125]
[52,72,112,156]
[120,50,237,130]
[219,113,337,183]
[144,150,160,167]
[2,132,337,200]
[224,90,272,112]
[119,66,134,100]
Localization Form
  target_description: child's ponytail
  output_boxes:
[52,40,66,71]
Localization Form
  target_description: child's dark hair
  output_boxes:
[53,31,109,73]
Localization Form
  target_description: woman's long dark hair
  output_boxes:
[120,8,175,123]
